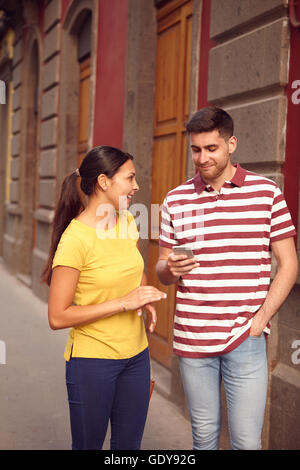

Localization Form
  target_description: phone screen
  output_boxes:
[172,246,194,258]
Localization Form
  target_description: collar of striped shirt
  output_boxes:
[192,163,247,194]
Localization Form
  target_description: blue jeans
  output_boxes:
[65,347,150,450]
[178,335,268,450]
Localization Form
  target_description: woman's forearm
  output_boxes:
[48,297,125,330]
[49,279,166,331]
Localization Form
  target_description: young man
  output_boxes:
[156,107,298,450]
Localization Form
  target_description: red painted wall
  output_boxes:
[284,17,300,243]
[92,0,128,148]
[38,1,45,36]
[60,0,128,149]
[61,0,72,23]
[195,0,215,177]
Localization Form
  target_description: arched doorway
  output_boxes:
[58,2,94,189]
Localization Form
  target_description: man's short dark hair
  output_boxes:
[186,106,234,140]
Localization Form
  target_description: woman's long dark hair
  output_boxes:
[41,146,133,285]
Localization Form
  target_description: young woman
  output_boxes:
[41,146,166,450]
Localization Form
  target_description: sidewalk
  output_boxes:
[0,260,192,450]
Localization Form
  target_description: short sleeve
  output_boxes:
[52,231,87,271]
[270,186,297,243]
[159,197,178,248]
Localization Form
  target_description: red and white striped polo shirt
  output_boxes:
[159,164,296,358]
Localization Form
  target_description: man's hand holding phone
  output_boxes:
[168,246,199,278]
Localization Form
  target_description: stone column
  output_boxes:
[2,27,23,274]
[32,0,61,300]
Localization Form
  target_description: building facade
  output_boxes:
[0,0,299,449]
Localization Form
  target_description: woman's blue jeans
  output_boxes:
[65,347,150,450]
[178,335,268,450]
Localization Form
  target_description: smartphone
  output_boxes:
[172,246,194,258]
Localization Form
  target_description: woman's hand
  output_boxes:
[143,303,157,333]
[121,287,164,333]
[120,286,167,314]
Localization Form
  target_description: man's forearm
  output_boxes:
[156,259,180,285]
[251,264,298,334]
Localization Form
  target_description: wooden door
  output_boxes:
[77,56,91,167]
[148,0,193,368]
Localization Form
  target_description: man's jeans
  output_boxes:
[178,334,268,450]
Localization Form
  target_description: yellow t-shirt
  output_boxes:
[52,210,148,361]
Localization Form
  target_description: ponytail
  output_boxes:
[41,171,85,285]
